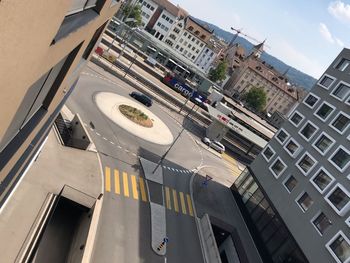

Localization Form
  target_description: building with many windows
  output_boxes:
[0,0,120,204]
[224,42,300,116]
[231,48,350,262]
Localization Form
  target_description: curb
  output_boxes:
[189,171,209,263]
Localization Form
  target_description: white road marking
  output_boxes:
[83,123,88,126]
[125,149,130,153]
[90,128,94,131]
[171,168,175,171]
[132,153,137,157]
[96,132,101,136]
[110,141,115,145]
[103,137,108,141]
[117,146,122,149]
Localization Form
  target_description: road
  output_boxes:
[66,64,235,262]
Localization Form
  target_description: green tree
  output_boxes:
[244,87,267,112]
[209,61,228,82]
[122,4,142,27]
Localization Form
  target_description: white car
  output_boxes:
[201,137,225,154]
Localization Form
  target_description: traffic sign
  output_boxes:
[163,237,169,243]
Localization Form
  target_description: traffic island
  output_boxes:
[118,104,153,128]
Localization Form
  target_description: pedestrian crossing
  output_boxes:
[161,165,193,174]
[104,167,194,217]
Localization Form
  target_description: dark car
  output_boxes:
[129,91,152,107]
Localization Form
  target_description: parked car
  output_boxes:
[201,137,225,154]
[129,92,152,107]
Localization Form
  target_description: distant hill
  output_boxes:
[194,18,317,90]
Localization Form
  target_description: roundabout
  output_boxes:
[95,92,174,145]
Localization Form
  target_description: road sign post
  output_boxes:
[202,175,213,187]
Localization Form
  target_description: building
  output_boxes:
[0,0,121,204]
[231,49,350,262]
[224,42,299,116]
[137,0,158,27]
[170,16,213,63]
[195,36,226,74]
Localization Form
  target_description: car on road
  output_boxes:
[129,91,152,107]
[201,137,225,154]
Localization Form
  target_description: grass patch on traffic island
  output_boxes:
[119,104,153,128]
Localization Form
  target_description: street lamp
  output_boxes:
[152,104,199,173]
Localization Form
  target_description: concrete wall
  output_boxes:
[199,214,222,263]
[250,48,350,262]
[218,236,240,263]
[0,0,121,200]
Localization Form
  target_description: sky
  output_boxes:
[172,0,350,78]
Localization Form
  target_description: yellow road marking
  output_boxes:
[105,167,111,192]
[114,169,120,194]
[186,194,194,217]
[179,192,187,215]
[165,187,171,210]
[172,189,179,213]
[139,178,147,202]
[123,172,129,197]
[131,175,139,200]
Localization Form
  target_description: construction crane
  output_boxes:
[229,27,270,49]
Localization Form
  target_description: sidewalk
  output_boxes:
[192,173,263,263]
[0,128,102,262]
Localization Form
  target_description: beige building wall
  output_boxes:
[0,0,121,200]
[224,61,298,115]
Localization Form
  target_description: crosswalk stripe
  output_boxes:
[123,172,129,197]
[139,178,147,202]
[179,192,187,215]
[172,189,179,213]
[105,167,111,192]
[114,169,120,194]
[186,194,194,217]
[165,187,171,210]
[131,175,139,200]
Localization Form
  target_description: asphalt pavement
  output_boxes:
[65,65,213,262]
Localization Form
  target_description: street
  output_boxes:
[65,65,235,262]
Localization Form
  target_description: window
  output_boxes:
[297,152,317,176]
[303,93,319,108]
[179,47,183,52]
[331,112,350,134]
[289,111,304,127]
[314,102,335,122]
[326,184,350,215]
[313,132,335,155]
[312,212,332,235]
[269,157,287,178]
[296,192,313,212]
[318,74,336,89]
[283,175,297,193]
[326,231,350,263]
[276,128,290,145]
[329,146,350,172]
[299,121,318,141]
[262,146,275,162]
[332,82,350,101]
[184,32,187,36]
[335,58,350,71]
[284,138,302,158]
[175,45,179,49]
[179,38,183,43]
[310,168,335,194]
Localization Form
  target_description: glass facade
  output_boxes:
[231,169,308,263]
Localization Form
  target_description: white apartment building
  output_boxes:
[153,9,176,41]
[195,47,216,73]
[136,0,157,27]
[172,17,212,63]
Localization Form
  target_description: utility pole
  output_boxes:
[152,104,197,173]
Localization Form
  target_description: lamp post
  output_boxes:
[152,104,198,174]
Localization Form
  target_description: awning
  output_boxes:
[147,46,157,52]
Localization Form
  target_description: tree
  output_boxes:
[209,61,227,82]
[122,4,142,27]
[244,87,267,112]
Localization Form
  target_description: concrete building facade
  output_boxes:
[231,49,350,262]
[0,0,121,204]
